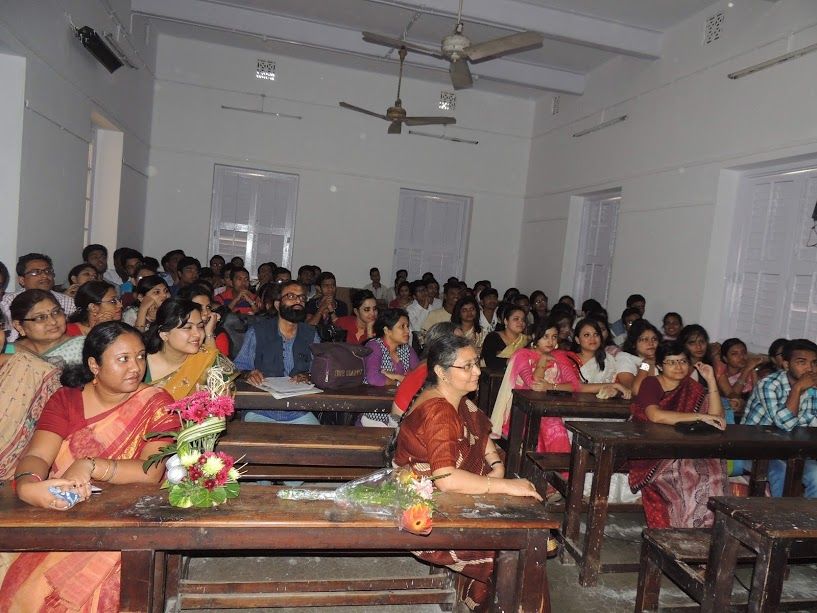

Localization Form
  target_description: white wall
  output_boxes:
[0,1,156,281]
[145,34,533,287]
[520,0,817,330]
[0,50,25,274]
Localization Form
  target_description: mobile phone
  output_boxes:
[674,420,721,434]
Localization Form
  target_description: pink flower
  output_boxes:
[203,479,216,491]
[409,477,434,500]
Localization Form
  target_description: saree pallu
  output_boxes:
[152,344,229,400]
[398,398,496,612]
[628,377,727,528]
[0,352,62,480]
[0,386,177,613]
[490,348,579,455]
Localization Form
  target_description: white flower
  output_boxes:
[410,477,435,500]
[166,465,187,484]
[227,467,240,481]
[165,454,182,469]
[202,455,225,477]
[179,451,201,467]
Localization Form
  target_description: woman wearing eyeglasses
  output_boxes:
[392,333,541,610]
[144,298,230,400]
[4,289,84,367]
[65,281,122,337]
[628,341,726,529]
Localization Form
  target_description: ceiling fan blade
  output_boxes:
[387,121,403,134]
[339,101,387,121]
[465,31,544,62]
[362,32,444,59]
[403,116,457,126]
[449,59,473,90]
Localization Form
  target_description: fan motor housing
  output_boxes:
[442,33,470,60]
[386,104,406,121]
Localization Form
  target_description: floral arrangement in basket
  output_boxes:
[143,368,241,508]
[277,467,444,535]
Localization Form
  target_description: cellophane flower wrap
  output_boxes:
[278,468,439,535]
[143,368,241,508]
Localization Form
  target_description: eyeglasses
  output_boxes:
[663,358,689,367]
[448,361,480,372]
[281,293,307,303]
[24,268,55,278]
[22,307,65,323]
[96,297,122,306]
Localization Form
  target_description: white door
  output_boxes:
[392,189,471,281]
[573,194,620,306]
[209,165,298,274]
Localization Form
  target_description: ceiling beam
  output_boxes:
[364,0,663,59]
[131,0,586,94]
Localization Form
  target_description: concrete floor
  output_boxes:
[175,509,817,612]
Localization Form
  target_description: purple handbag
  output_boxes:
[310,342,372,389]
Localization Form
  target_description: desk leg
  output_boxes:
[748,538,791,613]
[749,460,769,497]
[784,458,804,497]
[120,549,156,613]
[578,446,614,586]
[701,515,740,612]
[563,440,590,543]
[507,404,529,476]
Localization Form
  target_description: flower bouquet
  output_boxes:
[143,389,242,508]
[277,468,442,535]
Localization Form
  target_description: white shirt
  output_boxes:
[480,309,499,332]
[406,300,433,332]
[1,289,77,342]
[102,268,123,288]
[364,282,394,303]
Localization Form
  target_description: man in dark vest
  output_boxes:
[234,280,320,425]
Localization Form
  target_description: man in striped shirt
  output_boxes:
[742,338,817,497]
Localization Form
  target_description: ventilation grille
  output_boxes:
[704,12,724,45]
[256,58,276,81]
[551,95,560,115]
[439,91,456,111]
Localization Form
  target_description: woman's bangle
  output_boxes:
[12,472,43,492]
[85,456,97,479]
[107,460,119,483]
[98,460,114,482]
[490,460,503,468]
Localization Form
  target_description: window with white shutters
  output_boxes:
[573,193,620,307]
[209,165,298,275]
[725,168,817,350]
[392,189,471,281]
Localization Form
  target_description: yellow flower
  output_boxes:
[202,455,225,477]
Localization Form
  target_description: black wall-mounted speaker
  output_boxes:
[76,26,123,73]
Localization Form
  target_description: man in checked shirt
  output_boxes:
[743,339,817,498]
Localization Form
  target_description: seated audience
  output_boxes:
[1,253,76,342]
[743,339,817,498]
[570,318,630,398]
[392,334,541,610]
[611,306,642,345]
[236,281,320,425]
[529,290,549,327]
[363,308,419,387]
[389,280,412,309]
[629,341,726,528]
[6,290,84,367]
[160,249,185,287]
[715,337,765,412]
[451,295,486,352]
[611,293,646,338]
[364,266,394,305]
[679,324,716,386]
[616,319,661,394]
[144,298,221,400]
[549,302,575,350]
[83,243,121,288]
[297,265,317,299]
[61,263,99,298]
[172,256,201,294]
[116,248,144,296]
[557,295,575,310]
[65,281,122,337]
[481,306,529,370]
[335,289,377,346]
[1,322,179,610]
[209,254,226,280]
[422,282,462,334]
[478,287,499,333]
[767,337,789,373]
[0,260,8,304]
[253,261,276,293]
[662,312,683,340]
[216,267,259,314]
[177,283,231,356]
[406,280,432,334]
[426,278,442,309]
[306,271,348,326]
[122,276,171,332]
[273,267,292,283]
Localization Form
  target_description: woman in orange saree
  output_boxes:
[1,322,178,612]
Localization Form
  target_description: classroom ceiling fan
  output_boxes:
[339,46,456,134]
[362,0,544,90]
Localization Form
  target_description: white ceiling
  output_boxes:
[132,0,722,98]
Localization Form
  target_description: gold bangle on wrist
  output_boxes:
[85,456,97,479]
[98,460,113,482]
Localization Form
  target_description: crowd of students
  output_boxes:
[1,245,816,611]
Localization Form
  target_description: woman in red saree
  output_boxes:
[393,334,541,611]
[628,341,727,528]
[1,321,178,612]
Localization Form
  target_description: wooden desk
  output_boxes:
[505,390,630,476]
[234,380,395,413]
[0,484,558,612]
[563,421,817,586]
[702,497,817,613]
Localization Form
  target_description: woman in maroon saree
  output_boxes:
[628,341,727,528]
[393,334,541,611]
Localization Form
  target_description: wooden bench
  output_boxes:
[217,421,393,481]
[635,527,817,612]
